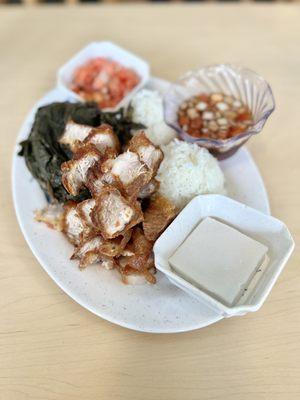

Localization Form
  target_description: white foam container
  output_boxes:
[154,195,294,317]
[57,41,150,112]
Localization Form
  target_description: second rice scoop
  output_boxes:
[156,139,225,209]
[130,89,176,146]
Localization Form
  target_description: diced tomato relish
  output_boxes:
[71,57,140,109]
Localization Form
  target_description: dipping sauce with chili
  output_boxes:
[177,93,253,140]
[71,57,140,109]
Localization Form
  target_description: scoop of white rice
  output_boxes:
[130,89,176,146]
[156,140,226,209]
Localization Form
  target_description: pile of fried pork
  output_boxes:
[37,121,177,284]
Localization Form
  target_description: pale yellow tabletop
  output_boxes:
[1,4,300,400]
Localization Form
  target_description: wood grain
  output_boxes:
[0,5,299,400]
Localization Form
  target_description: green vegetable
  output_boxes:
[19,102,144,203]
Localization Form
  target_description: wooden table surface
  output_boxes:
[1,4,300,400]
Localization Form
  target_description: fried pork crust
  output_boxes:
[83,124,120,156]
[72,234,102,259]
[71,229,131,268]
[120,266,156,285]
[117,228,156,284]
[34,204,64,231]
[59,120,94,151]
[86,163,116,197]
[59,122,120,157]
[86,166,105,197]
[71,234,116,269]
[86,163,158,200]
[119,227,152,270]
[62,201,86,245]
[97,229,132,258]
[138,179,159,199]
[91,186,143,240]
[142,195,177,241]
[128,131,164,174]
[76,198,96,228]
[61,144,101,196]
[101,150,152,198]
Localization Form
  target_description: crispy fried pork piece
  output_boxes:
[128,131,163,174]
[100,158,114,174]
[120,249,135,257]
[143,195,177,241]
[117,250,156,285]
[91,187,143,240]
[35,204,64,231]
[101,258,116,270]
[71,234,116,269]
[83,124,120,156]
[86,164,115,197]
[79,251,102,269]
[76,198,96,228]
[59,120,94,151]
[72,234,103,260]
[120,267,155,285]
[122,268,156,285]
[117,228,157,284]
[97,230,132,258]
[61,144,101,196]
[86,168,104,197]
[146,252,155,271]
[63,201,87,245]
[102,150,152,197]
[84,253,115,270]
[138,179,159,199]
[119,227,153,271]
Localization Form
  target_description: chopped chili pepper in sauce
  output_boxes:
[177,93,253,140]
[71,58,140,109]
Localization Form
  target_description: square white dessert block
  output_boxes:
[154,195,294,317]
[169,217,268,306]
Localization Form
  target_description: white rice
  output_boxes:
[156,139,226,209]
[130,89,176,146]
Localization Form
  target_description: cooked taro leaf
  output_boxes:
[19,102,144,203]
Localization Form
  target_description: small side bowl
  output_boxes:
[57,41,150,112]
[154,195,294,317]
[163,64,275,159]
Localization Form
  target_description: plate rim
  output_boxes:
[11,79,270,333]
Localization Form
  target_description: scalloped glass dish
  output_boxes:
[163,64,275,158]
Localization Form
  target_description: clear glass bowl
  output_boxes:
[163,64,275,159]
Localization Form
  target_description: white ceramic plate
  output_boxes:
[12,77,270,333]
